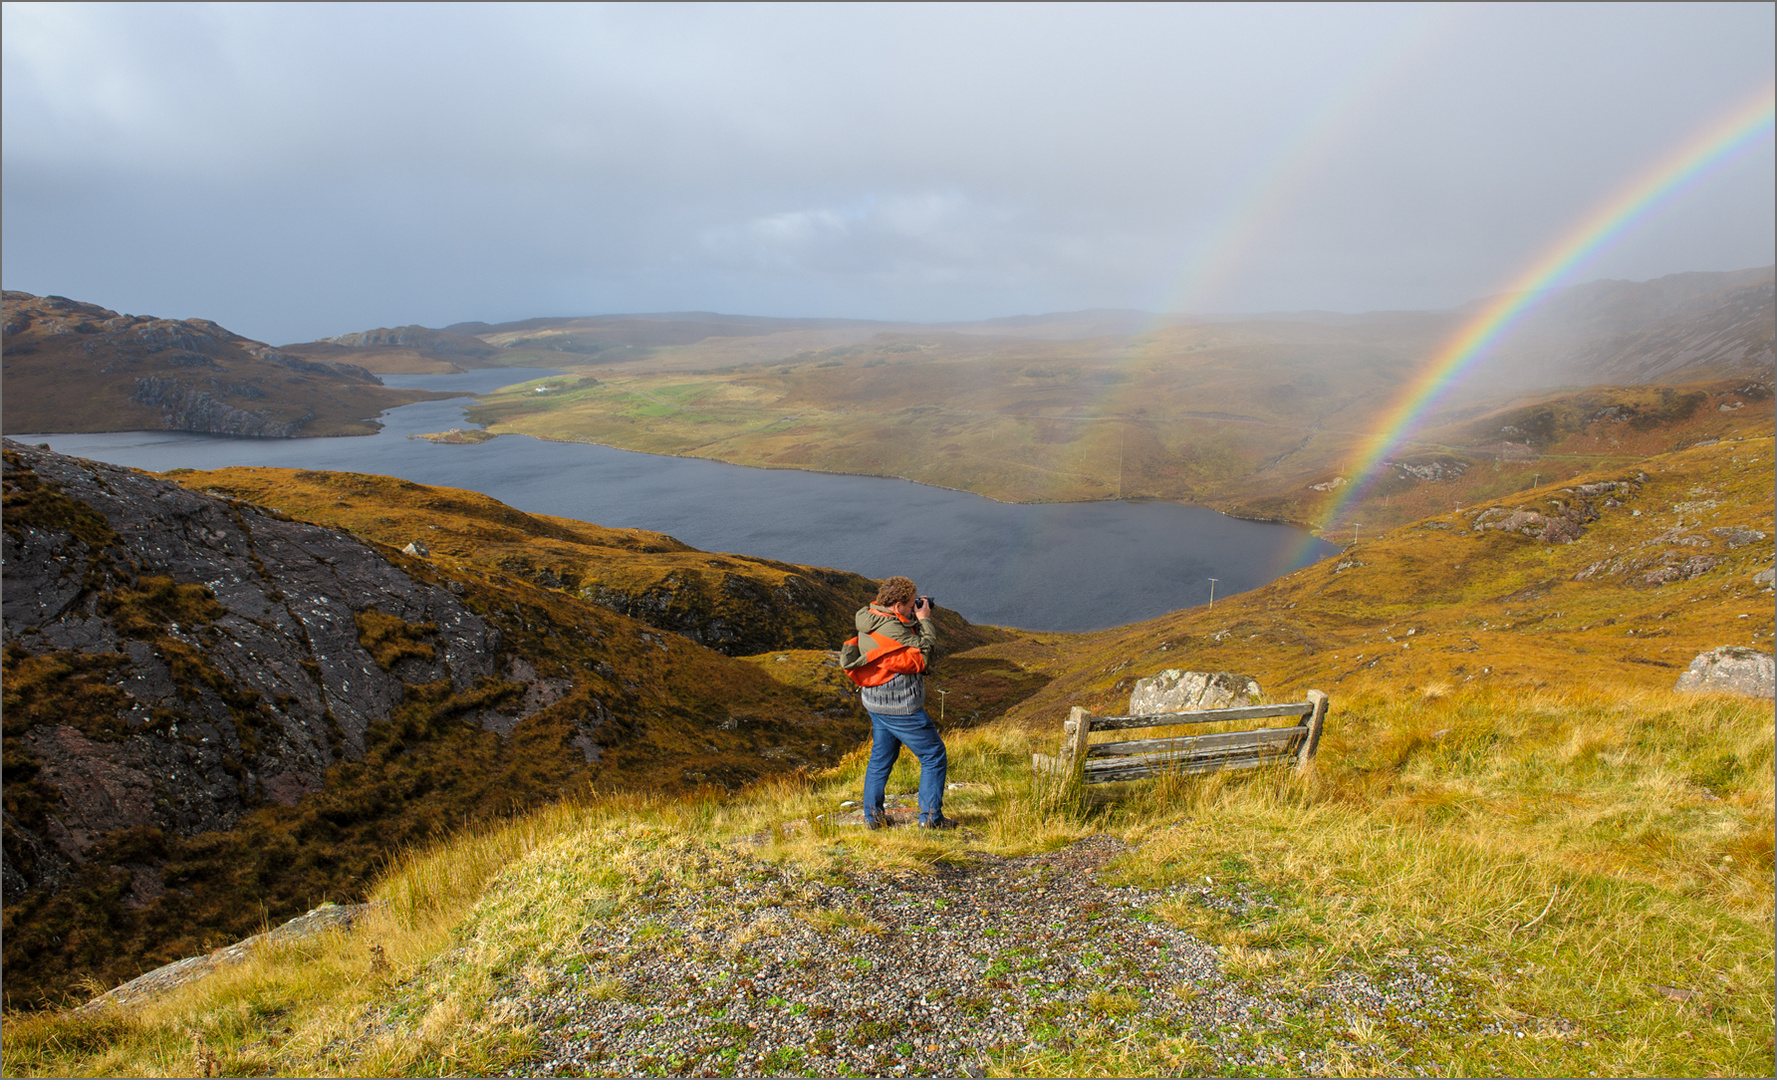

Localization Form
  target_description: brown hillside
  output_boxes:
[967,431,1775,733]
[1,293,448,436]
[0,444,1013,1010]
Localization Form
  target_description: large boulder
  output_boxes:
[1129,669,1262,715]
[1674,647,1775,699]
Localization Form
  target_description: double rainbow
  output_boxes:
[1311,84,1776,541]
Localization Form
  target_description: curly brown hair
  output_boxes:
[873,576,917,607]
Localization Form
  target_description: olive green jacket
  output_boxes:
[838,604,938,671]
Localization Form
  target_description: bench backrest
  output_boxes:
[1055,690,1328,780]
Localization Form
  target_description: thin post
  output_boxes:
[1207,578,1218,610]
[935,688,948,723]
[1351,523,1361,545]
[1061,706,1093,776]
[1295,690,1328,770]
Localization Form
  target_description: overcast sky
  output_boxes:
[3,2,1772,344]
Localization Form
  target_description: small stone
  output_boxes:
[401,540,430,557]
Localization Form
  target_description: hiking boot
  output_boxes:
[865,813,893,830]
[919,813,959,830]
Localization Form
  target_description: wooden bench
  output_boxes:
[1034,691,1328,784]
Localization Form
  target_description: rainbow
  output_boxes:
[1309,83,1776,544]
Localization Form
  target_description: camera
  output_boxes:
[916,595,935,610]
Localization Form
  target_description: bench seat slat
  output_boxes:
[1084,738,1301,773]
[1083,752,1290,783]
[1085,726,1306,759]
[1087,702,1312,731]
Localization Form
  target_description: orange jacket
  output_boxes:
[838,604,936,688]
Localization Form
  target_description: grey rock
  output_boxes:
[401,540,430,557]
[1473,499,1598,544]
[1129,669,1262,715]
[0,440,522,901]
[1674,646,1775,698]
[1754,567,1775,588]
[1711,526,1768,549]
[79,902,377,1012]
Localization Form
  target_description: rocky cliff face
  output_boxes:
[2,441,870,1008]
[1,441,517,901]
[1,293,442,437]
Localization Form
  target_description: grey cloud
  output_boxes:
[3,3,1771,342]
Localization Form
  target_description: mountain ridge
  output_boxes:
[1,293,450,437]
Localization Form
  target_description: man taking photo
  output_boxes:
[839,576,956,830]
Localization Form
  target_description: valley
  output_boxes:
[285,267,1772,538]
[1,271,1771,1077]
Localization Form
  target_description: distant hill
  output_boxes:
[279,324,507,375]
[1457,266,1776,388]
[1,293,446,437]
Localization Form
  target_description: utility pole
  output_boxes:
[1207,578,1218,610]
[1351,523,1361,545]
[935,688,948,724]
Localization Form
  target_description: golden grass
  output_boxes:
[5,417,1769,1077]
[8,676,1767,1077]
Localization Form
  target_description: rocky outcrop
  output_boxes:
[78,902,377,1013]
[1474,498,1599,544]
[1674,647,1775,698]
[1,441,530,902]
[129,375,310,437]
[1128,670,1262,715]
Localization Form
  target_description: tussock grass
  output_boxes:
[6,680,1770,1077]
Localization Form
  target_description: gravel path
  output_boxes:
[502,835,1469,1077]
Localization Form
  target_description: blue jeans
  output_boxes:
[862,708,947,823]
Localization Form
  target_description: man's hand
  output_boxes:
[913,597,933,619]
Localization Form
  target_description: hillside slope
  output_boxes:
[1,294,446,437]
[2,442,1012,1010]
[5,425,1769,1078]
[973,430,1773,730]
[1476,266,1775,387]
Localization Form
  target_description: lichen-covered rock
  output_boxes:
[1,440,510,901]
[1128,669,1262,715]
[1674,646,1775,698]
[1474,498,1598,543]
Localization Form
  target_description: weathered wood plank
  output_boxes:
[1061,706,1093,772]
[1296,689,1328,768]
[1083,752,1289,783]
[1084,740,1299,772]
[1085,726,1306,759]
[1086,702,1312,731]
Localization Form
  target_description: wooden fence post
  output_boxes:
[1060,706,1093,777]
[1296,690,1328,770]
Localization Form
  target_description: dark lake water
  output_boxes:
[18,368,1340,632]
